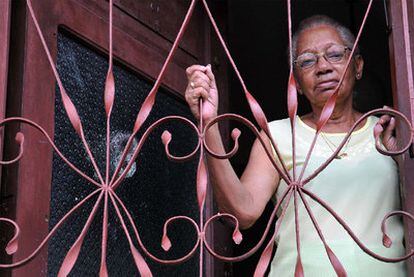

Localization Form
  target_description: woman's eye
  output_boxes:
[326,51,344,61]
[300,58,316,68]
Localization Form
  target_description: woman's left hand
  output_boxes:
[375,114,398,151]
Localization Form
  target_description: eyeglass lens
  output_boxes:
[296,45,348,69]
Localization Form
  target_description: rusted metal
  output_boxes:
[0,0,11,191]
[1,0,414,276]
[387,0,414,274]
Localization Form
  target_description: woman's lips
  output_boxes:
[315,80,339,92]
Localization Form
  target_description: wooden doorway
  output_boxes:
[0,0,228,276]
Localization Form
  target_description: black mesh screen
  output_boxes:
[47,30,200,276]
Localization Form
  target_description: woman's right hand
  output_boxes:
[185,66,279,230]
[185,64,218,123]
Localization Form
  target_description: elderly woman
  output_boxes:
[185,15,405,276]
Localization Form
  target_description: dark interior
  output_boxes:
[47,31,199,276]
[224,0,392,275]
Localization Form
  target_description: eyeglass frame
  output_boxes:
[293,45,353,70]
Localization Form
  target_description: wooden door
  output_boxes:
[0,0,11,197]
[388,0,414,275]
[0,0,229,276]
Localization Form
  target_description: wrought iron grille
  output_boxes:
[47,30,200,276]
[1,0,414,276]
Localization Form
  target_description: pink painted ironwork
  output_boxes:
[1,0,414,276]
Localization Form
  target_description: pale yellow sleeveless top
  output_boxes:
[268,116,406,276]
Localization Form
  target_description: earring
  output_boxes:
[356,73,361,79]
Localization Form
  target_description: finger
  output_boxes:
[205,64,216,85]
[378,114,391,125]
[374,122,384,138]
[186,65,206,78]
[187,86,200,99]
[192,78,211,92]
[192,87,209,101]
[190,71,210,84]
[185,88,195,104]
[383,117,396,140]
[185,88,202,118]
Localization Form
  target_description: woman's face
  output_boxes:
[294,25,363,110]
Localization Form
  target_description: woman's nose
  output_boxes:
[315,56,333,76]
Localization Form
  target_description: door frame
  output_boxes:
[0,0,11,195]
[388,0,414,274]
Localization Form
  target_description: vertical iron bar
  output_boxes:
[383,0,390,32]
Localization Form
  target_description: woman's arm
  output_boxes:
[185,64,280,229]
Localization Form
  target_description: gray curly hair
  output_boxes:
[290,15,360,65]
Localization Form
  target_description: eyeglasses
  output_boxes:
[294,45,351,70]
